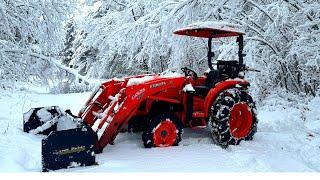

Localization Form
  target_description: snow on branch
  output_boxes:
[246,37,278,55]
[245,0,274,22]
[0,0,77,89]
[6,49,91,85]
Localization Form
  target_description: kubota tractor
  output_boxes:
[23,22,259,171]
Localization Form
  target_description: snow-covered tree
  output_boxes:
[62,18,76,66]
[68,0,319,98]
[2,0,318,97]
[239,0,320,98]
[0,0,77,89]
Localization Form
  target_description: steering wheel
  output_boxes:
[181,67,198,80]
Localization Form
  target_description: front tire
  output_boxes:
[209,88,258,147]
[142,113,183,148]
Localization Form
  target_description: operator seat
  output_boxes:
[194,69,220,97]
[205,69,220,88]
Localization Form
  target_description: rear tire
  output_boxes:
[209,88,258,147]
[142,113,183,148]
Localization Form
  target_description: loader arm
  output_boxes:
[87,76,186,151]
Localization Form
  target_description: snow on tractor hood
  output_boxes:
[127,76,156,86]
[126,72,184,87]
[174,21,245,38]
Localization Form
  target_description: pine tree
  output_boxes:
[62,19,76,66]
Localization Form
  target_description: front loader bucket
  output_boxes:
[42,126,98,172]
[23,106,98,171]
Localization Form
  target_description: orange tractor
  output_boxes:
[23,22,258,171]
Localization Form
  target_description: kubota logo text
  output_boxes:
[150,82,166,88]
[132,88,145,100]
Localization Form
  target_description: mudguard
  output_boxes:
[203,79,249,117]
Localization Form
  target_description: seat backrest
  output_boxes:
[217,60,239,78]
[205,70,220,88]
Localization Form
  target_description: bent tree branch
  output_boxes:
[4,49,92,85]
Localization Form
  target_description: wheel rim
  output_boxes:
[229,103,253,138]
[153,119,177,147]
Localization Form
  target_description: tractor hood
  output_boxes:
[126,75,157,87]
[174,21,244,38]
[126,72,184,87]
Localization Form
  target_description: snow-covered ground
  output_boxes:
[0,88,319,172]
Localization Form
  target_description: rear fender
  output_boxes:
[203,79,249,117]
